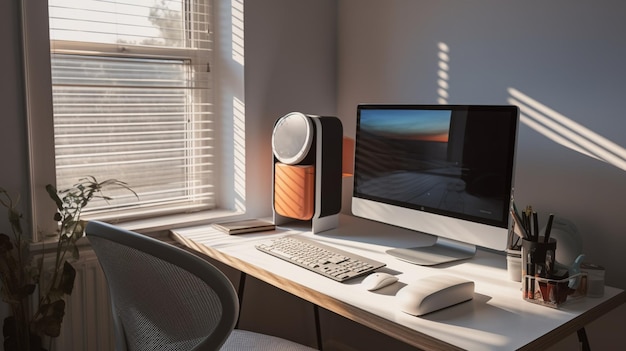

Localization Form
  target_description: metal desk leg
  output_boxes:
[235,272,247,329]
[577,327,590,351]
[314,305,323,351]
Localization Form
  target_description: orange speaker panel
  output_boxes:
[274,163,315,220]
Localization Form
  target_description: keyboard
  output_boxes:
[255,236,386,282]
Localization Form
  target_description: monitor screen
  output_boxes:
[352,105,519,265]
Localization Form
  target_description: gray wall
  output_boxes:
[244,0,338,218]
[238,0,338,346]
[0,0,30,231]
[0,0,29,330]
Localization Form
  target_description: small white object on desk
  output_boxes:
[361,272,399,291]
[581,263,605,297]
[397,275,474,316]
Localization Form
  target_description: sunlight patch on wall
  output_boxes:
[233,96,246,210]
[437,42,450,104]
[508,88,626,172]
[231,0,244,65]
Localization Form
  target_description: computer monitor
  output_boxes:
[351,104,519,265]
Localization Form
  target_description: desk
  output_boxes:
[171,215,625,351]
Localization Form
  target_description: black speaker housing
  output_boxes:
[272,112,343,233]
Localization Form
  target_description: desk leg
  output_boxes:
[236,272,247,329]
[577,327,590,351]
[313,305,323,351]
[236,271,323,350]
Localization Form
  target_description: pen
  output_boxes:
[525,206,534,241]
[544,214,554,243]
[526,248,536,299]
[508,222,522,249]
[522,208,530,240]
[512,201,521,222]
[510,207,529,240]
[512,236,520,249]
[533,211,539,242]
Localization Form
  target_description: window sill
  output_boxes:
[106,208,248,234]
[30,208,248,251]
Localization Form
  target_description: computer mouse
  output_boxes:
[361,272,399,291]
[396,275,474,316]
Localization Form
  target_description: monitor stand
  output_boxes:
[386,237,476,266]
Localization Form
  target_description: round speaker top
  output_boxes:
[272,112,314,165]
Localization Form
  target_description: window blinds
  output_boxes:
[48,0,214,220]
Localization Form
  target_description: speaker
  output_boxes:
[274,163,315,220]
[272,112,343,233]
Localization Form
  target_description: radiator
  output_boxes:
[53,248,114,351]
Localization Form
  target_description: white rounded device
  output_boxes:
[272,112,314,165]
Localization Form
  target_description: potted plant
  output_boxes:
[0,176,136,351]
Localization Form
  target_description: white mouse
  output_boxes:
[361,272,399,291]
[397,275,474,316]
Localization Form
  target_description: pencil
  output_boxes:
[532,211,539,242]
[544,214,554,243]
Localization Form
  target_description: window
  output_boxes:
[48,0,214,221]
[23,0,245,238]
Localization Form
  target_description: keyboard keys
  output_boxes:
[256,236,385,282]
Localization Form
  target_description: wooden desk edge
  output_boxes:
[171,231,464,351]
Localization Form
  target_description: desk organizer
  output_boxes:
[523,273,587,308]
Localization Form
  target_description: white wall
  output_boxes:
[337,0,625,350]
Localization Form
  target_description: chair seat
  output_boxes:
[221,329,317,351]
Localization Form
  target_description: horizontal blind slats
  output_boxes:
[51,55,211,89]
[49,0,215,220]
[49,0,210,49]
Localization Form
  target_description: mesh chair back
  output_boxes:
[86,221,239,351]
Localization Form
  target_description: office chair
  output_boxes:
[86,220,317,351]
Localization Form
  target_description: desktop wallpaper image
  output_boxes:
[354,108,513,225]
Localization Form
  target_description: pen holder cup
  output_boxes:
[521,237,556,299]
[523,273,587,308]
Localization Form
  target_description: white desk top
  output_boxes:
[171,215,625,351]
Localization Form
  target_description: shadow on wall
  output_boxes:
[433,40,625,174]
[437,42,450,104]
[508,88,626,172]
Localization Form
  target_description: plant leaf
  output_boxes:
[14,284,36,299]
[46,184,64,210]
[72,220,86,240]
[33,300,65,337]
[60,262,76,295]
[0,234,14,252]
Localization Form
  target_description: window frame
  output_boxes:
[22,0,246,241]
